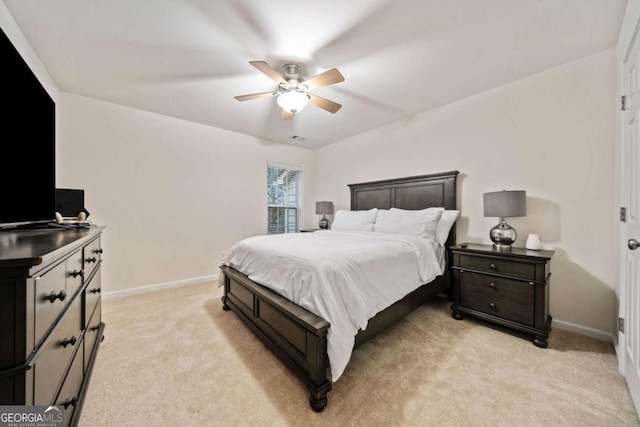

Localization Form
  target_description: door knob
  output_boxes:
[630,239,639,250]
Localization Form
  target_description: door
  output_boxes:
[620,0,640,413]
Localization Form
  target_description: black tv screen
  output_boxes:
[1,27,55,228]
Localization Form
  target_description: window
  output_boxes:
[267,163,302,234]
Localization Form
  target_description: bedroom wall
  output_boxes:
[311,49,617,339]
[56,93,314,295]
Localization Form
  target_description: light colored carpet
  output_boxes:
[80,282,639,426]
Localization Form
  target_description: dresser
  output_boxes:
[0,226,105,426]
[450,243,554,347]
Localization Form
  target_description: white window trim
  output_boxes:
[267,160,304,234]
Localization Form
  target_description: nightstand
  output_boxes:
[299,228,320,233]
[450,243,554,348]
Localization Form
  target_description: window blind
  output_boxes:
[267,164,302,234]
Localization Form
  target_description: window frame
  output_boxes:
[266,161,303,235]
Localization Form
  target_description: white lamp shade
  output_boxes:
[277,91,309,114]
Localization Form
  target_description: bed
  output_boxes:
[220,170,459,411]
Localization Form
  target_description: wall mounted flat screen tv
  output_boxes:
[1,27,56,229]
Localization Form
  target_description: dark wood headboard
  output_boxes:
[348,170,460,248]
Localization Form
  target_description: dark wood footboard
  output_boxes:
[221,264,450,411]
[221,265,332,411]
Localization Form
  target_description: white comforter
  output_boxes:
[223,230,443,381]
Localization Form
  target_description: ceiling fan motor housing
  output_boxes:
[282,63,303,82]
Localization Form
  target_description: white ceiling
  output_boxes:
[3,0,628,150]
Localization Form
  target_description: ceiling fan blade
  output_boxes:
[234,91,279,101]
[308,93,342,114]
[250,61,286,85]
[302,68,344,90]
[281,109,294,120]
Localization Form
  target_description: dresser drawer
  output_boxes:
[460,291,534,326]
[458,254,535,279]
[54,347,84,427]
[83,237,102,281]
[459,271,533,304]
[66,248,84,300]
[83,268,102,328]
[33,295,82,405]
[84,302,101,373]
[34,260,70,347]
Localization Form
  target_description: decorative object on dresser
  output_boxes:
[0,226,105,427]
[315,201,334,230]
[483,190,527,249]
[221,170,459,412]
[526,234,542,251]
[450,243,554,348]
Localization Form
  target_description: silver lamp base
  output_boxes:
[319,215,329,230]
[490,219,517,250]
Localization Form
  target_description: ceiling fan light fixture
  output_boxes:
[277,91,309,114]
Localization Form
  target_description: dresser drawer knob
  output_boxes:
[489,302,496,309]
[85,256,97,263]
[62,396,78,409]
[94,248,103,254]
[70,269,84,278]
[89,287,101,294]
[47,290,66,303]
[90,325,100,332]
[61,336,77,348]
[490,263,497,270]
[489,282,496,289]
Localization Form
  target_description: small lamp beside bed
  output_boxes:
[483,190,526,250]
[315,201,334,229]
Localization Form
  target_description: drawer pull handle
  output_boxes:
[70,269,84,278]
[62,396,78,409]
[489,302,496,309]
[47,290,67,303]
[90,325,100,332]
[61,336,77,348]
[489,282,496,289]
[490,263,497,270]
[85,256,97,263]
[94,248,103,254]
[89,287,101,294]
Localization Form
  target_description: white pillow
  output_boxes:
[331,208,378,231]
[374,207,444,239]
[435,210,460,246]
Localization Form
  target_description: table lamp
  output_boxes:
[483,190,526,249]
[315,201,334,229]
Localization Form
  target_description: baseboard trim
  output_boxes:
[103,274,218,300]
[552,318,613,342]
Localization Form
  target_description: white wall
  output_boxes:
[56,94,314,294]
[312,49,617,337]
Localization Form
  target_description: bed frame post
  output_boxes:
[307,331,331,412]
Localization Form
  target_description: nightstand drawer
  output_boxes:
[458,254,535,279]
[460,292,534,326]
[459,271,533,304]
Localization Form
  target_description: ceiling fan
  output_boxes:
[234,61,345,119]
